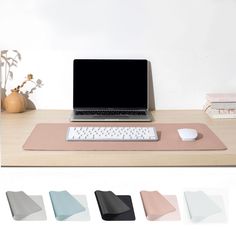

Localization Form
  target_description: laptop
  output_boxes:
[71,59,152,122]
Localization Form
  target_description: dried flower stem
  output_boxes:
[5,54,18,89]
[13,74,33,92]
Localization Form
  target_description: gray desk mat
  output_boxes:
[6,191,46,221]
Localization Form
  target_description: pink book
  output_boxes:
[206,93,236,102]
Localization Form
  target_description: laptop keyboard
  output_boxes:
[75,110,147,116]
[66,126,158,141]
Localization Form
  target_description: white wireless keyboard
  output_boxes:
[66,126,158,141]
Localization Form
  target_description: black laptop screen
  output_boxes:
[73,59,148,109]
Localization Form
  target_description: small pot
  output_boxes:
[4,89,26,113]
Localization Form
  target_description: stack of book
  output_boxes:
[204,93,236,119]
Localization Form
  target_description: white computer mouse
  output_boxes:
[177,128,198,141]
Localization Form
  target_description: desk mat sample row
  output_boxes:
[5,190,226,222]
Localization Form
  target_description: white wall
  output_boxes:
[1,0,236,109]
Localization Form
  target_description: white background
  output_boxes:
[1,0,236,109]
[1,1,236,235]
[0,167,235,236]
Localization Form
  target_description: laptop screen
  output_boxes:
[73,59,148,110]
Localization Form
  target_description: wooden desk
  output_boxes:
[1,110,236,167]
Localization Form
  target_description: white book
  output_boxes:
[210,102,236,110]
[206,108,236,119]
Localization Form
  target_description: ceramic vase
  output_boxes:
[4,89,26,113]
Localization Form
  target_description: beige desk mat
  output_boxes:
[23,123,226,151]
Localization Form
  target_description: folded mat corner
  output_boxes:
[49,190,85,221]
[95,190,135,221]
[184,191,222,222]
[6,191,42,220]
[140,191,176,220]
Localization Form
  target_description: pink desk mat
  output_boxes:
[23,123,227,151]
[140,191,180,221]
